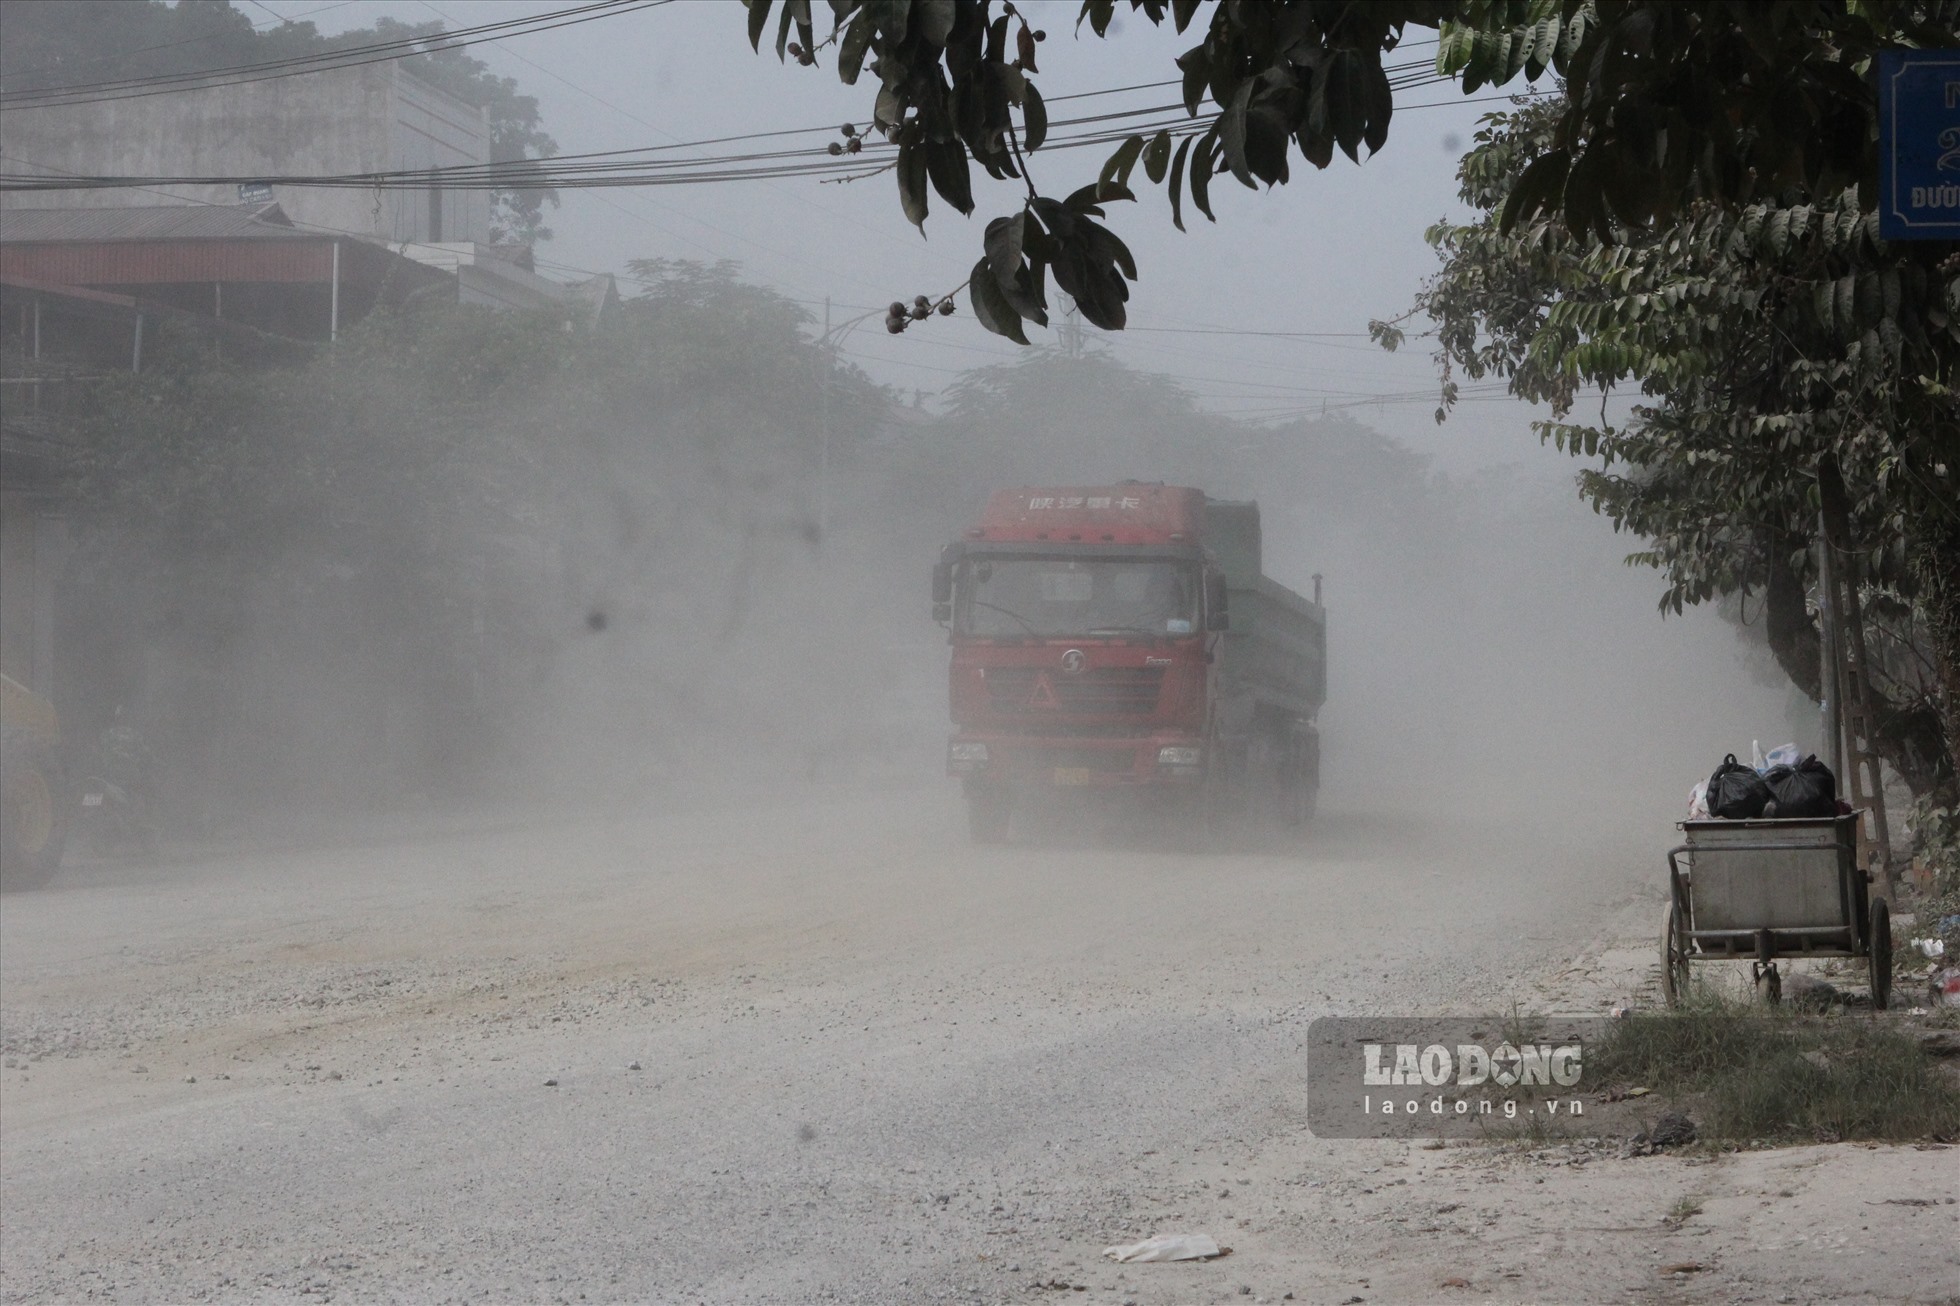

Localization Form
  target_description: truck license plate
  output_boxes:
[1053,767,1096,786]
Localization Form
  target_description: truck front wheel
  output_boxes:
[1283,731,1320,827]
[966,783,1012,845]
[1,740,69,891]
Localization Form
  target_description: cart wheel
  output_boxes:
[1868,897,1892,1012]
[1660,902,1689,1009]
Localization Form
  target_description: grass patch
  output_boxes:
[1593,1003,1960,1144]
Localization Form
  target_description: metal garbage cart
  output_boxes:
[1661,814,1891,1009]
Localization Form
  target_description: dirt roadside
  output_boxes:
[1145,892,1960,1306]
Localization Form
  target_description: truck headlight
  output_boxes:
[949,742,990,763]
[1157,746,1202,767]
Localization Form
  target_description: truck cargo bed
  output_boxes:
[1223,577,1325,717]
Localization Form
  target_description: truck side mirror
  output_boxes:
[932,561,953,606]
[1206,573,1229,631]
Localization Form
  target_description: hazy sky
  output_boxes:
[257,0,1567,474]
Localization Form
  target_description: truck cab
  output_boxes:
[934,484,1323,843]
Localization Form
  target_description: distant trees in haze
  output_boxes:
[58,262,887,817]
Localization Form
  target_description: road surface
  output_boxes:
[3,784,1952,1303]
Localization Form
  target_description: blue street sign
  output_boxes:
[1878,50,1960,241]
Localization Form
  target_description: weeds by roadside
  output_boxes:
[1593,1002,1960,1144]
[1662,1192,1706,1225]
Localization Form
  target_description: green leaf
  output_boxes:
[1098,133,1147,194]
[1500,149,1569,231]
[838,13,873,83]
[967,258,1032,345]
[1768,208,1792,256]
[1063,181,1132,212]
[897,140,929,231]
[925,137,974,215]
[747,0,774,52]
[997,61,1027,106]
[1023,82,1047,152]
[1219,79,1255,187]
[1167,134,1191,231]
[1362,59,1391,156]
[918,0,955,46]
[984,211,1025,285]
[998,257,1050,326]
[1143,130,1172,184]
[1176,44,1208,116]
[1329,51,1367,164]
[1189,129,1217,221]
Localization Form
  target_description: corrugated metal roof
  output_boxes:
[0,240,334,285]
[0,202,307,243]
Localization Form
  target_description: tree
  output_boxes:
[739,0,1959,339]
[1386,95,1959,805]
[0,1,560,244]
[740,0,1960,873]
[59,261,891,812]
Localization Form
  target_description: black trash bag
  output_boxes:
[1706,754,1772,819]
[1763,755,1836,819]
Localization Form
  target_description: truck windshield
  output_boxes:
[956,558,1199,638]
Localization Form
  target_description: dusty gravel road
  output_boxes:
[3,783,1954,1305]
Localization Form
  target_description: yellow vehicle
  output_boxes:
[1,672,68,889]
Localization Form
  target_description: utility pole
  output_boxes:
[1817,514,1844,784]
[1819,459,1894,894]
[817,297,832,559]
[1059,296,1083,358]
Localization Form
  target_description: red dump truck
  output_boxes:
[933,484,1326,842]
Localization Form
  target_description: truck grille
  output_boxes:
[1041,747,1138,772]
[984,666,1165,716]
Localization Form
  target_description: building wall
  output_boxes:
[0,64,489,246]
[0,494,67,696]
[388,73,490,246]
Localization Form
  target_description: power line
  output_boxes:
[0,0,644,103]
[0,150,1546,416]
[0,81,1474,193]
[0,1,667,109]
[408,0,946,320]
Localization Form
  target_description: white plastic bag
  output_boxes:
[1103,1233,1225,1263]
[1762,742,1801,771]
[1688,779,1711,820]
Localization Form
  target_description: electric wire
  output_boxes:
[0,1,667,109]
[1,69,1521,194]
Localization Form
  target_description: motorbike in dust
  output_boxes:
[77,775,159,858]
[77,716,160,858]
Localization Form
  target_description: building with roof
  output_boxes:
[0,201,454,342]
[0,60,491,248]
[0,58,616,326]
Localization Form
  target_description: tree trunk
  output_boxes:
[1763,526,1821,701]
[1763,520,1952,801]
[1911,508,1960,806]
